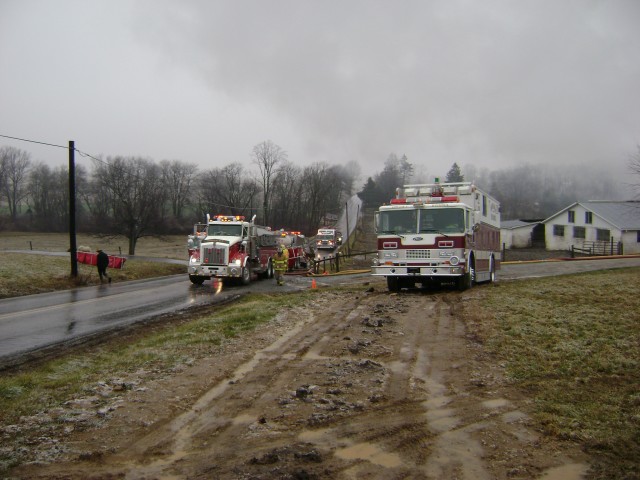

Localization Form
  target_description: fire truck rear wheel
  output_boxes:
[488,256,495,283]
[189,275,205,285]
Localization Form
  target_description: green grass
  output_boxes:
[469,268,640,479]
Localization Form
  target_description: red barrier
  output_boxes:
[76,252,126,269]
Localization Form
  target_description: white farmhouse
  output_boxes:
[543,201,640,255]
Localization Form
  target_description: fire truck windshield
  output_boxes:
[379,210,418,234]
[207,224,243,237]
[418,208,465,234]
[379,208,465,235]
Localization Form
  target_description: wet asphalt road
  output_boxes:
[0,256,638,368]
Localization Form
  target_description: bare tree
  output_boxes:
[629,146,640,195]
[270,160,304,229]
[84,157,114,230]
[300,162,336,231]
[160,160,198,219]
[93,156,163,255]
[0,146,31,223]
[195,163,258,219]
[252,140,287,225]
[27,162,66,230]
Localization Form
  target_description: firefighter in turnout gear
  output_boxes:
[273,244,289,286]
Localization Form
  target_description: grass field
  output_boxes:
[468,268,640,480]
[0,232,186,298]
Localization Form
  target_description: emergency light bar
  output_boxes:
[390,195,459,204]
[210,215,245,222]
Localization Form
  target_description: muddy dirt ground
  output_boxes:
[9,280,588,479]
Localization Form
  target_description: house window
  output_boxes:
[585,211,593,224]
[553,225,565,237]
[573,226,585,239]
[637,231,640,243]
[596,229,610,242]
[568,211,575,223]
[482,195,487,216]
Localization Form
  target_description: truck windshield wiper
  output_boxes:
[420,229,449,237]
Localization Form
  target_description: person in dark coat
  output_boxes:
[96,249,111,283]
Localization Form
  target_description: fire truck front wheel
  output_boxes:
[387,276,400,292]
[241,266,251,285]
[458,258,475,291]
[189,275,206,285]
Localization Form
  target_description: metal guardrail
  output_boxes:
[311,250,377,274]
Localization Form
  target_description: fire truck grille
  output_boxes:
[202,245,227,265]
[405,249,431,259]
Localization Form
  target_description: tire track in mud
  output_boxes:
[15,288,588,479]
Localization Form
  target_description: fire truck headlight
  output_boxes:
[233,259,241,266]
[449,256,460,266]
[372,258,379,266]
[190,257,198,264]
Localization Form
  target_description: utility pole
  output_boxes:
[69,141,78,277]
[345,201,350,256]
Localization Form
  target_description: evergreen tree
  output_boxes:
[445,162,464,182]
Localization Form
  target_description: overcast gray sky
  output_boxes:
[1,0,639,184]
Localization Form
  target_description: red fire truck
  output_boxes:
[276,230,309,271]
[187,214,278,285]
[371,180,501,291]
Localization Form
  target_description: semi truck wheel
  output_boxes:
[241,266,251,285]
[189,275,205,285]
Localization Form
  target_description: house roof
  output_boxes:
[501,219,537,229]
[581,201,640,230]
[544,201,640,230]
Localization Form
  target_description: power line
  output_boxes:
[0,134,104,162]
[0,133,68,149]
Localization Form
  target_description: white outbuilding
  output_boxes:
[543,201,640,255]
[500,220,541,249]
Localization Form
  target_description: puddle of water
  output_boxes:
[425,410,459,433]
[335,442,402,468]
[539,463,588,480]
[426,429,491,480]
[482,398,511,409]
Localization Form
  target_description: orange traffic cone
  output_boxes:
[311,279,317,289]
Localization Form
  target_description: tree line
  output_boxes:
[0,141,357,254]
[1,142,634,254]
[357,154,628,221]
